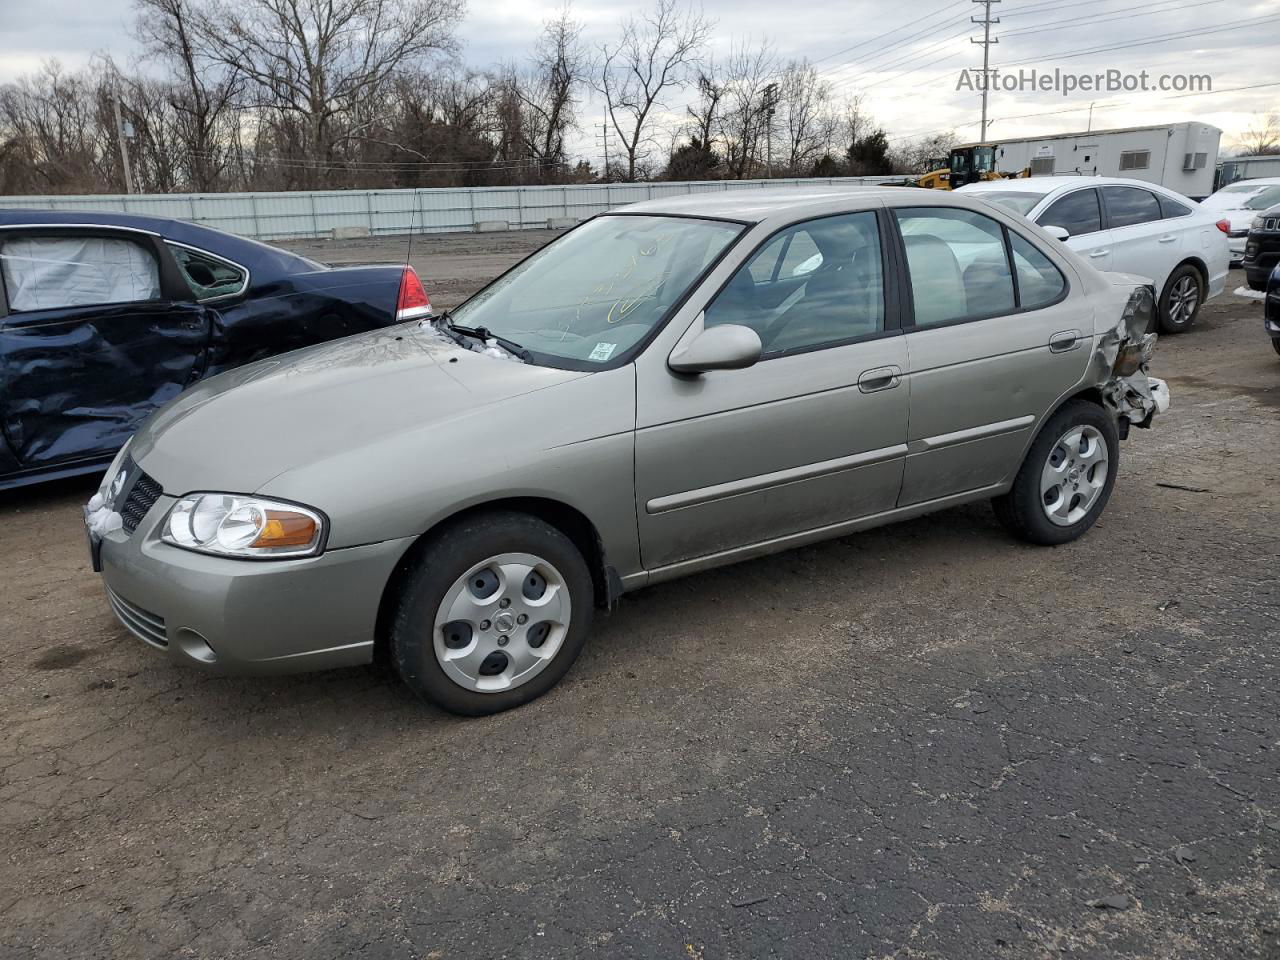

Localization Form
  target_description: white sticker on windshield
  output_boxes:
[589,342,618,362]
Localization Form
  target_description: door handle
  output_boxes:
[1088,249,1110,258]
[858,365,901,393]
[1157,234,1177,243]
[1048,329,1083,353]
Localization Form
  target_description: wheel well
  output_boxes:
[371,497,612,667]
[1171,257,1208,293]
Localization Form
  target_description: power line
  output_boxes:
[810,0,970,67]
[885,78,1280,145]
[842,7,1279,101]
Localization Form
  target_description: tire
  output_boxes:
[390,511,594,716]
[1157,264,1203,334]
[1272,338,1280,358]
[992,400,1120,546]
[1250,277,1268,292]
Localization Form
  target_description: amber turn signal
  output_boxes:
[251,511,319,549]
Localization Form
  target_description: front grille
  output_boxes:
[106,586,168,648]
[120,471,163,534]
[1264,217,1280,232]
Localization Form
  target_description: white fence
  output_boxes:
[0,176,910,241]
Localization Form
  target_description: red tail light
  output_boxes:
[1215,219,1230,234]
[395,266,432,321]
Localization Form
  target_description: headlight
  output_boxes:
[1253,216,1264,231]
[161,494,326,559]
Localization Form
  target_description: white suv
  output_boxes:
[959,176,1230,333]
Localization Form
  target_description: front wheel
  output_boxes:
[992,400,1119,546]
[390,512,594,716]
[1158,264,1203,334]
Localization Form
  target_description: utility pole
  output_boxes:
[111,79,135,195]
[596,111,612,182]
[971,0,1000,142]
[762,82,779,178]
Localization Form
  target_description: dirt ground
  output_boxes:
[1,233,1277,959]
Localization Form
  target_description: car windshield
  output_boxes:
[969,191,1047,215]
[448,214,745,368]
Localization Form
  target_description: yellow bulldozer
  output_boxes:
[914,143,1030,190]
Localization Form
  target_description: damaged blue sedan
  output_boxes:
[0,210,431,489]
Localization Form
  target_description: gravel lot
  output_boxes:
[2,231,1277,960]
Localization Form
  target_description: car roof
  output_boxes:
[960,175,1176,195]
[615,185,984,223]
[0,207,321,275]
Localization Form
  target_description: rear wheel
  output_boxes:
[1158,264,1203,334]
[390,512,594,716]
[993,400,1119,546]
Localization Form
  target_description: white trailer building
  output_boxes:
[1218,154,1280,188]
[981,122,1222,199]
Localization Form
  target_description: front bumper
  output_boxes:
[95,495,414,674]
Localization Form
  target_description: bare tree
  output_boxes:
[716,40,777,179]
[517,6,589,173]
[776,59,836,174]
[190,0,465,185]
[599,0,711,181]
[134,0,242,191]
[0,61,107,193]
[1236,112,1280,156]
[685,66,723,150]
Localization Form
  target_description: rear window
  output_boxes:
[969,191,1047,216]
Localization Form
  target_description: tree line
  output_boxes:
[0,0,957,196]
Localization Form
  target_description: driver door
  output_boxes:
[633,209,910,571]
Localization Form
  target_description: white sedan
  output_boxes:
[959,176,1229,333]
[1199,177,1280,263]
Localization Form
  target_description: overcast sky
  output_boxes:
[5,0,1278,161]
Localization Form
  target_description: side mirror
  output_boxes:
[1043,224,1071,241]
[668,323,762,374]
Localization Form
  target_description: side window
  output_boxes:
[895,207,1015,327]
[1037,189,1102,236]
[168,244,248,301]
[1103,187,1162,228]
[1008,232,1066,310]
[704,211,884,356]
[0,235,160,312]
[1157,195,1192,219]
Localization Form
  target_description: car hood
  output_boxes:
[130,324,589,494]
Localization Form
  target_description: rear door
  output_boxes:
[1035,187,1114,270]
[893,204,1092,505]
[1099,186,1174,289]
[0,228,210,468]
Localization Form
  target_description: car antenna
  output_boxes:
[405,188,418,271]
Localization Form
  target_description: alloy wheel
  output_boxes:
[1040,425,1110,527]
[433,552,571,693]
[1168,274,1200,326]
